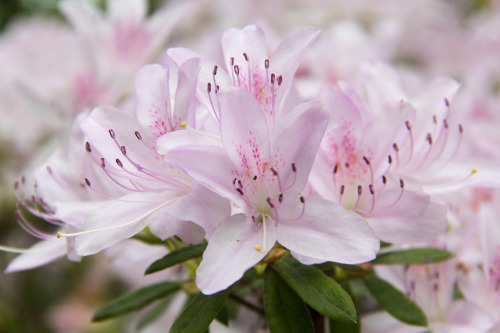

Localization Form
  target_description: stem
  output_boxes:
[229,293,265,316]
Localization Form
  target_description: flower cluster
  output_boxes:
[2,1,500,332]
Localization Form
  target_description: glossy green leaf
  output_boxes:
[330,318,360,333]
[92,281,182,321]
[272,255,357,323]
[372,247,453,265]
[363,274,428,326]
[264,268,314,333]
[170,288,231,333]
[145,242,207,275]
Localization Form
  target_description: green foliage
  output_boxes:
[372,247,453,265]
[272,255,357,323]
[145,242,207,275]
[170,288,232,333]
[264,268,314,333]
[363,274,428,327]
[93,281,182,322]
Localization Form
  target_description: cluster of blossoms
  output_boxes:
[3,0,500,332]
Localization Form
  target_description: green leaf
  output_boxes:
[329,318,360,333]
[363,274,428,326]
[272,255,357,323]
[372,247,453,265]
[264,268,314,333]
[136,295,174,330]
[92,281,182,321]
[170,288,231,333]
[145,242,207,275]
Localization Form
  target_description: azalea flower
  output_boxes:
[165,86,379,294]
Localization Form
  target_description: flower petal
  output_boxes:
[196,214,277,294]
[5,239,67,273]
[278,198,379,264]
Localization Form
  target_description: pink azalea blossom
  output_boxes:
[165,86,379,294]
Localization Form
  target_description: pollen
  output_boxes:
[180,121,187,128]
[472,169,477,174]
[254,244,262,251]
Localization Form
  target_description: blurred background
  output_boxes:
[0,0,499,332]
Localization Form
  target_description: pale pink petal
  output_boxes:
[172,57,200,128]
[74,191,182,255]
[219,87,271,174]
[59,0,104,37]
[5,239,67,273]
[156,129,222,154]
[270,100,328,195]
[368,188,448,244]
[150,218,205,244]
[135,64,171,138]
[166,145,243,206]
[108,0,146,23]
[278,198,379,264]
[362,311,421,333]
[196,214,277,295]
[446,300,495,332]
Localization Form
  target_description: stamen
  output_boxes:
[56,196,181,239]
[283,163,297,192]
[176,123,221,141]
[266,197,279,225]
[339,185,345,205]
[404,121,414,165]
[243,53,251,95]
[363,156,374,186]
[207,82,220,122]
[265,59,269,82]
[270,167,283,193]
[353,185,363,211]
[393,143,400,167]
[230,57,235,84]
[234,65,241,87]
[0,244,46,254]
[384,178,405,209]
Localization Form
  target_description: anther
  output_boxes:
[254,245,262,251]
[271,73,275,84]
[345,162,350,168]
[357,185,363,195]
[207,82,212,92]
[363,156,370,165]
[406,121,412,130]
[291,163,296,172]
[369,184,374,195]
[46,166,53,174]
[13,181,19,190]
[213,65,218,75]
[85,142,91,152]
[299,195,305,204]
[234,65,240,75]
[433,115,437,124]
[382,175,387,184]
[84,178,91,186]
[121,146,127,155]
[333,164,338,174]
[236,188,244,196]
[400,178,405,188]
[265,59,269,69]
[180,121,186,128]
[279,193,283,203]
[340,185,345,195]
[278,75,283,85]
[243,53,248,61]
[135,131,142,140]
[444,98,450,107]
[458,124,463,134]
[427,133,433,145]
[116,159,123,168]
[109,129,115,139]
[253,175,257,180]
[100,158,106,168]
[266,197,275,208]
[230,57,234,66]
[393,143,399,152]
[388,155,393,164]
[270,168,278,176]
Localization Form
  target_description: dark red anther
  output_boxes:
[299,195,305,204]
[363,156,370,165]
[388,155,393,164]
[382,175,387,184]
[433,115,437,124]
[279,193,283,202]
[400,178,405,188]
[243,53,248,61]
[230,57,234,66]
[100,158,106,168]
[85,141,91,152]
[213,65,218,75]
[116,159,123,168]
[291,163,296,172]
[234,65,239,75]
[393,143,399,152]
[458,124,463,134]
[46,166,53,174]
[13,181,19,190]
[443,119,448,129]
[345,162,350,168]
[427,133,433,145]
[233,178,237,185]
[238,180,243,188]
[84,178,91,186]
[270,168,278,176]
[405,121,412,130]
[266,197,274,208]
[253,175,257,180]
[278,75,283,85]
[120,146,127,155]
[333,164,338,174]
[135,131,142,140]
[445,98,450,107]
[109,129,115,138]
[369,184,374,195]
[236,188,244,196]
[271,73,275,84]
[207,82,212,92]
[265,59,269,69]
[340,185,345,195]
[357,185,362,195]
